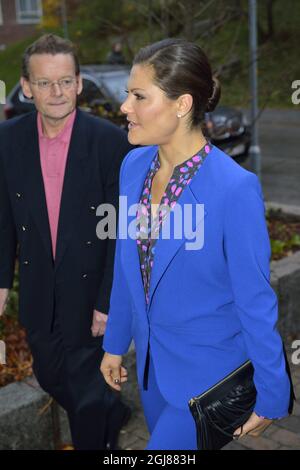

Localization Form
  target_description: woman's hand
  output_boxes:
[100,352,128,391]
[233,412,273,439]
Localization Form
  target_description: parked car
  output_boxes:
[205,106,251,161]
[4,64,250,161]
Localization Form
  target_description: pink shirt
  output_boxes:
[38,110,76,259]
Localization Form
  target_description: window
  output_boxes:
[15,0,43,24]
[0,1,3,26]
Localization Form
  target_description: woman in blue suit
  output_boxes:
[100,39,292,450]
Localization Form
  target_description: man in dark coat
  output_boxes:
[0,34,131,450]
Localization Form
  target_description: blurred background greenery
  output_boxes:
[0,0,299,108]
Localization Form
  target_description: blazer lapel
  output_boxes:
[17,113,53,262]
[121,146,157,315]
[147,159,209,311]
[54,110,90,271]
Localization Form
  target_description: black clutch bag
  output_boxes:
[188,347,296,451]
[188,360,257,450]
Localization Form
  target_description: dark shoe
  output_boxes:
[105,401,132,450]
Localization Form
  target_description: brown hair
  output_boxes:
[22,34,80,79]
[133,38,221,128]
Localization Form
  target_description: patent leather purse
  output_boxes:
[189,347,295,450]
[188,360,256,450]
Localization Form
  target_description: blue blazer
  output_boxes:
[103,144,291,418]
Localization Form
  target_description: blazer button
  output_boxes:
[22,225,26,231]
[16,192,22,198]
[82,274,88,279]
[86,241,92,245]
[90,205,96,211]
[23,261,29,265]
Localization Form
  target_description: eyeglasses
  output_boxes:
[30,77,77,91]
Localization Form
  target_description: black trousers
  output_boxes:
[26,313,118,450]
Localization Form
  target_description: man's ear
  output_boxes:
[20,76,33,99]
[76,74,83,96]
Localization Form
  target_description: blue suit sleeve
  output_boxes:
[102,150,134,355]
[224,172,291,419]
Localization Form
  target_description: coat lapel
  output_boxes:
[120,145,212,313]
[17,110,91,268]
[54,110,90,271]
[121,146,158,315]
[148,183,207,310]
[147,148,214,310]
[17,113,53,263]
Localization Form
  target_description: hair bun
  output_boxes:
[205,76,221,112]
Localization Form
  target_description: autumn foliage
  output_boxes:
[0,314,32,387]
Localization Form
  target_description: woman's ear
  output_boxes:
[177,94,193,118]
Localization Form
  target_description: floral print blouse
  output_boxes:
[136,142,212,305]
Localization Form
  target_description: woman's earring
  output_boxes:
[177,113,182,118]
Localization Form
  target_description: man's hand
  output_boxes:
[233,412,273,439]
[91,310,108,337]
[100,352,128,391]
[0,289,9,317]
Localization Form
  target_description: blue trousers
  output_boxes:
[140,353,197,450]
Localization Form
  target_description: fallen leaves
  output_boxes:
[0,315,32,387]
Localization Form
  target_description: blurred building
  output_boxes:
[0,0,43,49]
